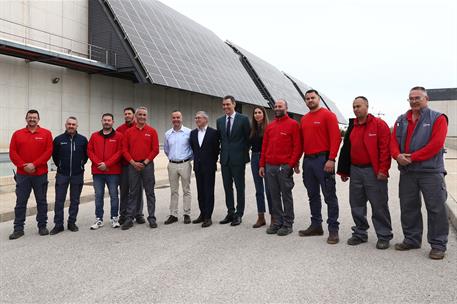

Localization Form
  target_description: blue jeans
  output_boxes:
[302,155,339,231]
[54,173,84,227]
[93,174,119,220]
[14,174,49,231]
[250,152,272,214]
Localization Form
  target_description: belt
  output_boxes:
[169,158,191,164]
[304,151,329,159]
[352,164,372,168]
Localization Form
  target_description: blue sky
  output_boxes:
[161,0,457,125]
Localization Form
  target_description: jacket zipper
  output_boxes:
[69,136,73,176]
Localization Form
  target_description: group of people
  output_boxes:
[8,86,449,260]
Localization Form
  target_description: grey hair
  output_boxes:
[276,98,288,108]
[66,116,78,122]
[195,111,209,119]
[135,106,148,114]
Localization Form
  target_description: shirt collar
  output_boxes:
[198,126,207,132]
[226,112,236,120]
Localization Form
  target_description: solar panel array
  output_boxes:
[228,42,308,115]
[104,0,269,107]
[285,73,347,124]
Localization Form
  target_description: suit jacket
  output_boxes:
[216,112,250,166]
[190,127,220,173]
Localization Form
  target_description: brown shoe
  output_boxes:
[327,231,339,244]
[298,225,324,237]
[429,248,445,260]
[252,213,266,228]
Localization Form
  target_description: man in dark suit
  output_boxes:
[190,111,220,227]
[216,95,250,226]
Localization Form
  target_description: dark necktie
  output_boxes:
[226,116,231,137]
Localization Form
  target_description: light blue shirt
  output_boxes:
[163,126,193,161]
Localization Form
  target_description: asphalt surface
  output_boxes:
[1,167,456,304]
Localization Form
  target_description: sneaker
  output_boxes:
[90,218,104,230]
[277,226,293,236]
[266,226,280,234]
[38,227,49,236]
[164,215,178,225]
[121,219,134,230]
[298,224,324,237]
[135,216,146,224]
[347,236,367,246]
[149,221,158,228]
[9,230,24,240]
[111,217,120,228]
[394,242,420,251]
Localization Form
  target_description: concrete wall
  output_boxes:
[429,100,457,137]
[0,0,89,56]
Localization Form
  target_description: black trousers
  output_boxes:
[195,168,216,220]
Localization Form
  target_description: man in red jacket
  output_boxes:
[299,89,342,244]
[121,107,160,230]
[9,109,53,240]
[116,107,145,225]
[337,96,393,249]
[87,113,123,230]
[259,99,302,236]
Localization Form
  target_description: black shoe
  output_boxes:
[219,215,234,224]
[38,227,49,236]
[298,224,324,237]
[121,220,134,230]
[9,230,24,240]
[376,239,390,250]
[149,221,158,229]
[202,219,212,228]
[50,226,64,235]
[135,216,146,224]
[192,215,204,224]
[347,236,367,246]
[394,242,420,251]
[67,223,79,232]
[266,226,280,234]
[277,226,293,236]
[183,215,191,224]
[230,216,242,226]
[164,215,178,225]
[118,217,126,225]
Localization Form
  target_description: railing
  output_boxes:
[0,18,116,66]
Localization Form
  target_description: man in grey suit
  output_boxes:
[216,95,251,226]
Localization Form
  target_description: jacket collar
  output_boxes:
[98,129,115,138]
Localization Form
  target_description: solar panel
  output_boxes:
[103,0,269,107]
[284,73,347,124]
[227,42,308,115]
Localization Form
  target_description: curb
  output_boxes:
[0,179,170,223]
[446,193,457,232]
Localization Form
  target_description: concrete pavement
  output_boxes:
[1,159,456,303]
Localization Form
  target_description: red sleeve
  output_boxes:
[87,134,101,165]
[146,129,159,161]
[377,120,392,176]
[105,133,123,167]
[390,123,401,160]
[259,126,269,168]
[327,112,341,160]
[122,130,133,163]
[32,130,53,168]
[289,122,303,168]
[410,115,447,162]
[9,132,25,168]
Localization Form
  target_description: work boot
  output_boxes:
[394,242,420,251]
[429,248,445,260]
[327,231,339,244]
[252,213,266,228]
[347,236,366,246]
[9,230,24,240]
[298,224,324,237]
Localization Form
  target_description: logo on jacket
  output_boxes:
[368,133,377,137]
[109,139,117,142]
[60,142,68,145]
[423,123,431,127]
[313,121,321,125]
[35,137,44,140]
[145,133,151,137]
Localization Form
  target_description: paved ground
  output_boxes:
[1,164,456,304]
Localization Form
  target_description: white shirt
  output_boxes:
[163,126,193,161]
[198,126,207,147]
[226,112,236,134]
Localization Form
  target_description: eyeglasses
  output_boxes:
[407,96,424,102]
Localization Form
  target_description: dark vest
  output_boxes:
[395,107,446,173]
